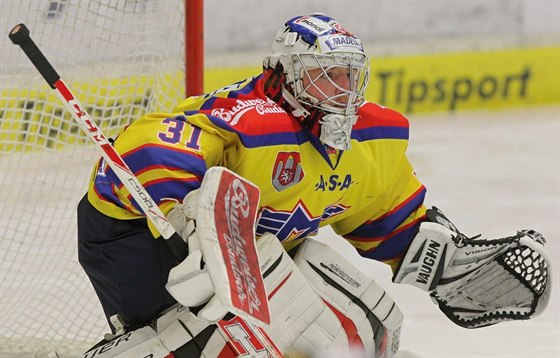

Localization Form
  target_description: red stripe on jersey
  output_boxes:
[116,173,198,191]
[121,142,204,161]
[133,164,199,178]
[354,102,410,130]
[366,186,426,226]
[142,175,199,189]
[350,215,425,246]
[123,176,198,205]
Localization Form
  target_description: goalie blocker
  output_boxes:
[394,207,551,328]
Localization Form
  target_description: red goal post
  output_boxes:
[0,1,203,355]
[186,0,204,96]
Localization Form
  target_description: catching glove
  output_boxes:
[394,207,551,328]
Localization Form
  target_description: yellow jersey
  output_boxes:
[88,75,427,271]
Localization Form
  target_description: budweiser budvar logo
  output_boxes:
[224,178,262,315]
[211,98,285,126]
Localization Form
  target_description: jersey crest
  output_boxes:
[272,152,304,191]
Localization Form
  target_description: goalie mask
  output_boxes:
[263,14,370,150]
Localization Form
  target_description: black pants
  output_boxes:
[77,194,178,331]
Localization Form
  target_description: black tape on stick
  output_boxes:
[9,23,60,89]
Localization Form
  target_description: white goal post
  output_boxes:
[1,1,200,356]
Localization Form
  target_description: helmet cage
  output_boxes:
[290,52,369,116]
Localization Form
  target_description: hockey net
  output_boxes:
[1,1,188,356]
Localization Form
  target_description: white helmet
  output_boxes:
[263,14,370,150]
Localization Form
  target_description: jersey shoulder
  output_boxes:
[356,102,410,129]
[352,102,410,142]
[175,75,308,147]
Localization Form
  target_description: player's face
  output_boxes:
[302,66,358,110]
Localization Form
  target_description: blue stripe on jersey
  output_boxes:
[122,144,207,179]
[352,125,409,142]
[128,179,201,213]
[231,76,259,96]
[95,168,201,214]
[346,186,426,239]
[94,145,207,212]
[94,170,125,207]
[200,96,218,111]
[358,221,422,261]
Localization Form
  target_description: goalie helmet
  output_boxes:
[263,14,370,150]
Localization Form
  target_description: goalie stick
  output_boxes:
[9,23,281,358]
[8,23,182,256]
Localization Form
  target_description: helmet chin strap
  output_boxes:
[319,113,357,150]
[281,86,356,151]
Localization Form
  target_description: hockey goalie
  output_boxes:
[75,13,551,358]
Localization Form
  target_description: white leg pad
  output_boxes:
[293,238,404,358]
[255,233,404,357]
[256,233,327,353]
